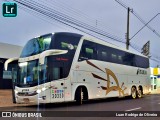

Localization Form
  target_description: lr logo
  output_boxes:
[2,2,17,17]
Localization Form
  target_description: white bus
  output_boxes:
[5,32,150,104]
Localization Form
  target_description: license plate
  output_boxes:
[23,98,29,103]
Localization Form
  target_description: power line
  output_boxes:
[18,0,160,63]
[41,0,125,42]
[12,0,126,44]
[115,0,160,64]
[18,5,74,33]
[150,58,160,63]
[131,41,160,61]
[46,0,121,35]
[115,0,160,40]
[3,0,160,65]
[130,13,160,40]
[14,0,122,46]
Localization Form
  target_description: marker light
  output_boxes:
[14,90,18,94]
[42,87,46,91]
[19,62,28,67]
[36,89,42,94]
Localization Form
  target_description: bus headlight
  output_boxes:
[36,89,42,94]
[14,90,18,94]
[42,87,46,91]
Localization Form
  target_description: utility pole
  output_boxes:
[126,7,130,50]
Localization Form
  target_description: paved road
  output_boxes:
[1,94,160,111]
[0,94,160,120]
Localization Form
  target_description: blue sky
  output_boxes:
[0,0,160,67]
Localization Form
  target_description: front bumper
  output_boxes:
[16,94,49,104]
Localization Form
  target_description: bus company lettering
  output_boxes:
[22,89,29,92]
[137,69,147,75]
[56,57,68,61]
[52,89,64,98]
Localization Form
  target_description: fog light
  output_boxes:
[42,87,46,91]
[15,90,18,94]
[36,89,41,93]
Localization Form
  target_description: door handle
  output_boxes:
[61,83,64,86]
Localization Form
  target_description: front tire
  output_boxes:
[75,87,83,105]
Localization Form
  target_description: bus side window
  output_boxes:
[85,47,94,59]
[111,54,117,60]
[79,40,97,61]
[97,50,108,62]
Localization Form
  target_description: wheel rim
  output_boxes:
[80,88,82,104]
[81,91,84,100]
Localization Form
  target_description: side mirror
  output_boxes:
[4,58,19,71]
[39,49,68,65]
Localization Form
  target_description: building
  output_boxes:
[150,67,160,90]
[0,42,22,89]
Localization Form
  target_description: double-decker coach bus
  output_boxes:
[5,32,150,104]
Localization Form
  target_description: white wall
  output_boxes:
[0,42,23,58]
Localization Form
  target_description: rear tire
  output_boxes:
[75,87,83,105]
[131,87,137,99]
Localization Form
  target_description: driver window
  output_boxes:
[50,67,63,80]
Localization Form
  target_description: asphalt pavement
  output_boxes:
[0,89,160,120]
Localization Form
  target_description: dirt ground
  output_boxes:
[0,90,28,107]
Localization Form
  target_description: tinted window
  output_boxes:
[78,40,97,61]
[97,45,109,62]
[20,34,52,58]
[78,40,149,68]
[49,33,82,78]
[48,61,64,80]
[50,33,81,50]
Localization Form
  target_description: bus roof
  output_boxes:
[81,34,148,58]
[37,32,148,58]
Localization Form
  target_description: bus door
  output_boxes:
[49,61,65,103]
[64,66,72,102]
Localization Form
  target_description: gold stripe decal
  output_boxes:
[101,86,107,90]
[86,60,128,97]
[92,73,108,82]
[86,60,105,73]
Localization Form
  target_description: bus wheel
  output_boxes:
[131,87,137,99]
[137,87,142,98]
[75,87,83,105]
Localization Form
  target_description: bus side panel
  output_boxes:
[74,60,130,99]
[74,70,98,99]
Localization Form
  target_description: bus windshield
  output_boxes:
[18,33,82,86]
[17,59,47,87]
[20,34,52,58]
